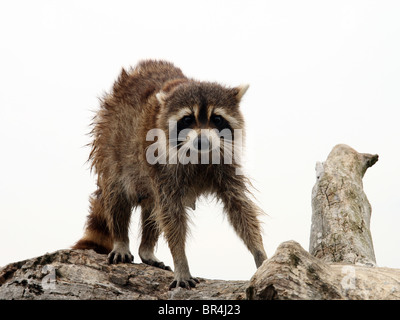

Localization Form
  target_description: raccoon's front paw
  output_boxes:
[169,277,199,290]
[108,241,133,264]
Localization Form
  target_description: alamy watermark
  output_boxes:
[340,265,356,291]
[41,265,56,290]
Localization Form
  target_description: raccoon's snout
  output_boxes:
[193,136,211,151]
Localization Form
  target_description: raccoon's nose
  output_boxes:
[193,136,210,151]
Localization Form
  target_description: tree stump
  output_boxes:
[309,144,378,266]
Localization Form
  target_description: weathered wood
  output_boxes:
[247,144,400,300]
[309,144,378,266]
[0,249,247,300]
[247,241,400,300]
[3,143,398,301]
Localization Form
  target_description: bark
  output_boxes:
[309,144,378,265]
[0,249,247,300]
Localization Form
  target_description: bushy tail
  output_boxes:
[72,190,113,254]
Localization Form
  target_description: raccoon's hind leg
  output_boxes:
[105,185,134,264]
[138,198,172,271]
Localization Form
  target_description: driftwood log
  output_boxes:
[1,144,399,300]
[0,249,247,300]
[247,240,400,300]
[247,144,400,300]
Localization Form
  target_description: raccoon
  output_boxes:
[73,60,267,289]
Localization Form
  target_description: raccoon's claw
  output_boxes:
[161,264,172,272]
[142,259,172,271]
[169,277,199,290]
[107,250,134,264]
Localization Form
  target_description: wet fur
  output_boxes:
[73,60,267,289]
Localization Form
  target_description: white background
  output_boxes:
[1,0,399,280]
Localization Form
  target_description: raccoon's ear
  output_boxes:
[235,84,250,102]
[156,91,167,105]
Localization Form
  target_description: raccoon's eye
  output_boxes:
[211,115,225,126]
[182,116,194,126]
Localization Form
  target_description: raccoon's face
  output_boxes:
[176,112,229,151]
[156,81,248,163]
